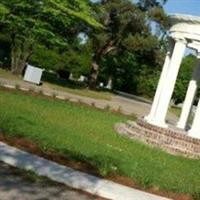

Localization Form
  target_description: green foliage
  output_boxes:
[0,34,10,68]
[1,89,200,197]
[138,0,169,30]
[0,3,9,16]
[30,42,92,77]
[173,54,196,104]
[30,45,64,70]
[0,0,191,103]
[47,0,103,29]
[135,54,198,102]
[123,34,159,52]
[88,0,167,90]
[63,43,93,77]
[136,65,160,97]
[0,0,101,74]
[101,51,139,92]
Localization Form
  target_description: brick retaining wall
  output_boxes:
[115,119,200,158]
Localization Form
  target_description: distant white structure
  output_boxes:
[145,14,200,139]
[24,64,44,85]
[69,73,87,82]
[106,77,113,90]
[99,82,104,88]
[69,73,74,81]
[78,75,86,82]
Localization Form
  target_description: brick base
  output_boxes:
[115,119,200,158]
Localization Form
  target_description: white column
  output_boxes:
[177,54,200,130]
[189,98,200,139]
[145,40,174,123]
[148,38,187,128]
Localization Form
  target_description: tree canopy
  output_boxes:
[0,0,101,74]
[87,0,168,90]
[2,0,194,103]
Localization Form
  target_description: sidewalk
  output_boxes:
[0,161,98,200]
[0,142,170,200]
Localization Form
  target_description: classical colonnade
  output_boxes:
[145,14,200,139]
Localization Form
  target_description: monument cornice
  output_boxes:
[169,14,200,25]
[169,14,200,42]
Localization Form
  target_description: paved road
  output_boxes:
[0,162,101,200]
[0,77,178,123]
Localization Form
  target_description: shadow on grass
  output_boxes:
[42,71,112,93]
[42,71,86,90]
[62,150,120,178]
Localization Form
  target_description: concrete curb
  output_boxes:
[0,142,170,200]
[0,81,135,116]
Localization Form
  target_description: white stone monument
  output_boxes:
[145,14,200,139]
[24,64,44,85]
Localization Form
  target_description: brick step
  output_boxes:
[125,127,200,157]
[128,123,200,149]
[129,121,200,149]
[119,121,200,158]
[137,120,200,145]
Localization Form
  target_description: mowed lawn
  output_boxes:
[0,68,112,100]
[0,89,200,198]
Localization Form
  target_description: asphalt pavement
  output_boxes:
[0,161,101,200]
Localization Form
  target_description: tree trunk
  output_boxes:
[11,35,33,75]
[89,61,100,90]
[11,55,27,75]
[88,40,116,90]
[11,48,32,75]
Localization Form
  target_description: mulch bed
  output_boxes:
[0,132,193,200]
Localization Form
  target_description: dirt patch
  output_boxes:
[0,133,99,176]
[0,132,194,200]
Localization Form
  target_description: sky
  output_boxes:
[164,0,200,55]
[164,0,200,16]
[91,0,200,17]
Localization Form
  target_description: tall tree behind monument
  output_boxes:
[88,0,168,90]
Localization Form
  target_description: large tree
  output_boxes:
[0,0,101,75]
[88,0,168,90]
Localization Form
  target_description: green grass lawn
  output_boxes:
[0,89,200,198]
[0,68,21,80]
[169,107,181,117]
[170,106,194,125]
[0,68,112,100]
[45,82,112,100]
